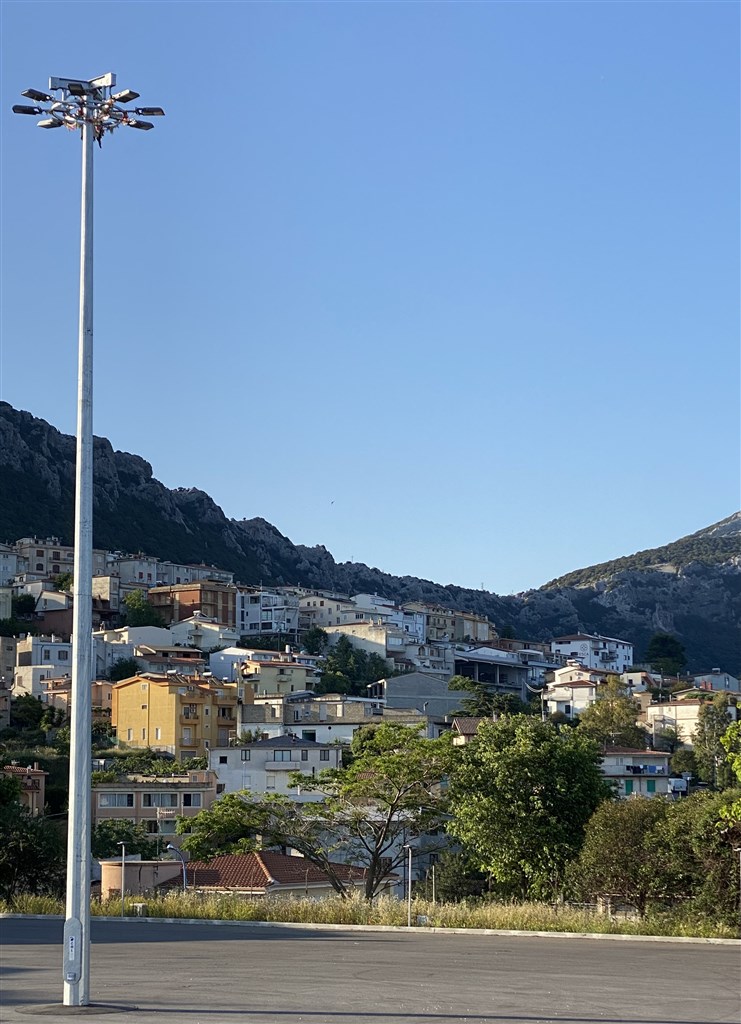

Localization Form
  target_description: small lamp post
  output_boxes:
[403,844,413,927]
[167,844,187,892]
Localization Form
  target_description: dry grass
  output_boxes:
[2,893,736,939]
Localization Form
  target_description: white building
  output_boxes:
[236,588,300,639]
[645,697,738,747]
[544,680,599,720]
[550,633,633,673]
[13,635,73,697]
[210,736,342,800]
[168,615,240,651]
[0,545,24,586]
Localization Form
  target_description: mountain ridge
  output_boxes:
[1,401,739,673]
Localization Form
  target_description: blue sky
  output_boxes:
[1,1,738,594]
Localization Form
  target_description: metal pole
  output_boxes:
[432,863,436,905]
[406,846,412,927]
[63,107,94,1009]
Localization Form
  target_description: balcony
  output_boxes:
[180,713,199,724]
[264,759,302,770]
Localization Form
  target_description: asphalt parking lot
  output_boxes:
[1,918,739,1024]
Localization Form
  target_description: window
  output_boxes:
[43,650,50,661]
[143,793,178,808]
[182,728,192,744]
[240,750,250,761]
[36,563,44,571]
[141,728,147,740]
[141,683,148,691]
[216,784,226,794]
[274,750,292,761]
[646,780,656,794]
[182,793,201,807]
[99,793,134,807]
[59,651,68,661]
[301,749,309,761]
[127,729,133,741]
[219,755,228,764]
[294,711,301,722]
[141,704,148,710]
[320,750,330,761]
[266,774,276,790]
[155,728,161,741]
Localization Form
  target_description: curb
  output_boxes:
[2,913,738,945]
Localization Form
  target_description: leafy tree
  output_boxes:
[670,747,697,778]
[653,725,682,753]
[52,572,74,593]
[694,694,735,789]
[0,779,66,902]
[645,633,687,677]
[181,724,455,899]
[109,657,141,682]
[424,849,490,902]
[12,594,37,618]
[718,722,741,830]
[448,717,610,899]
[91,819,158,860]
[301,627,328,656]
[122,590,165,628]
[498,625,517,640]
[448,676,530,718]
[319,635,390,697]
[577,676,646,749]
[569,798,678,916]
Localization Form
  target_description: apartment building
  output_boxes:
[210,736,342,800]
[237,588,300,638]
[241,651,321,697]
[452,647,529,701]
[168,615,240,650]
[403,603,457,642]
[13,634,72,697]
[600,748,673,798]
[299,594,358,630]
[112,674,238,759]
[551,633,633,673]
[0,545,23,586]
[14,537,107,579]
[645,697,738,747]
[92,769,218,844]
[148,582,237,627]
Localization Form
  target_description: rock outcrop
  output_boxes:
[1,401,739,672]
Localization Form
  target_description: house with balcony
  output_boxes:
[550,633,633,673]
[168,614,240,651]
[112,674,238,759]
[93,769,218,846]
[241,652,321,697]
[645,696,737,747]
[452,647,529,701]
[2,762,48,815]
[210,736,342,800]
[12,634,73,697]
[600,747,672,798]
[148,582,237,627]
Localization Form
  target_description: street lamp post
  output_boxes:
[403,844,413,927]
[167,843,187,892]
[12,74,163,1009]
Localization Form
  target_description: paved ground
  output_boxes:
[1,918,738,1024]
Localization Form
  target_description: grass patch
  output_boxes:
[1,893,737,938]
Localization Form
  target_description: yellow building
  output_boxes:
[240,654,320,697]
[112,673,238,759]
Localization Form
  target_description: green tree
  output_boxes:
[52,572,74,593]
[91,819,158,860]
[109,657,141,682]
[569,797,678,916]
[0,778,66,903]
[653,725,682,753]
[12,594,37,617]
[122,590,165,628]
[644,633,687,677]
[301,627,328,656]
[448,717,610,899]
[448,676,529,718]
[320,635,390,697]
[670,747,697,778]
[577,676,646,749]
[694,694,735,789]
[422,849,490,902]
[181,724,455,899]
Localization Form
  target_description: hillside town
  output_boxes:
[1,535,740,914]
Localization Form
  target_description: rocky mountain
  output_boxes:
[1,401,739,673]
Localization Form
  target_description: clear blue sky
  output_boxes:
[1,2,738,594]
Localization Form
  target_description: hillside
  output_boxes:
[1,401,739,673]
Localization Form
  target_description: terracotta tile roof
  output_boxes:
[451,717,485,734]
[184,852,367,891]
[2,764,47,776]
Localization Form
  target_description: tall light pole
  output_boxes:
[117,841,126,918]
[12,74,164,1008]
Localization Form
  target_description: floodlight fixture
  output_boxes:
[38,118,63,129]
[128,119,154,130]
[134,106,164,116]
[66,81,88,97]
[112,89,140,103]
[13,104,42,115]
[22,88,53,102]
